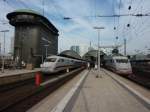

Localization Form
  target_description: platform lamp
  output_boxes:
[93,27,104,78]
[44,44,49,58]
[42,37,51,58]
[0,30,9,73]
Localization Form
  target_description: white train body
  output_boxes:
[104,55,132,76]
[40,55,85,73]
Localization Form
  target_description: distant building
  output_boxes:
[82,50,106,67]
[88,41,94,51]
[7,9,59,67]
[70,46,80,54]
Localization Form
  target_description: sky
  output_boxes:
[0,0,150,56]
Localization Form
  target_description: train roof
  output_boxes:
[104,55,128,59]
[46,55,82,61]
[113,56,128,59]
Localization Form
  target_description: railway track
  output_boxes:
[0,67,84,112]
[103,68,150,89]
[0,78,35,92]
[128,73,150,89]
[0,69,69,93]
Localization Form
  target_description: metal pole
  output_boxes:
[42,55,43,63]
[98,29,100,72]
[98,29,102,78]
[44,45,49,58]
[2,32,5,73]
[46,46,47,58]
[0,30,9,73]
[93,27,104,78]
[124,38,126,56]
[0,43,2,66]
[0,43,2,55]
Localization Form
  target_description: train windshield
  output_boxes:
[45,58,56,62]
[116,59,128,63]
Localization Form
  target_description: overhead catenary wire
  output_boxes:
[120,0,148,53]
[128,0,145,35]
[115,0,122,45]
[117,0,148,49]
[128,0,150,42]
[1,0,150,54]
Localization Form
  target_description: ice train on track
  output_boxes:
[104,55,132,76]
[40,55,86,74]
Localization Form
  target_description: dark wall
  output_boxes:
[14,25,38,67]
[35,25,58,66]
[7,12,59,68]
[37,25,58,55]
[14,24,58,67]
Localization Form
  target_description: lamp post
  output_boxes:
[42,37,51,58]
[124,38,126,56]
[0,30,9,73]
[44,44,49,58]
[93,27,104,77]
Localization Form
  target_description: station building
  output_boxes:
[82,50,106,67]
[7,9,59,67]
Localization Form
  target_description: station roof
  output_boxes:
[59,50,81,59]
[83,50,105,58]
[11,9,42,17]
[130,54,150,60]
[7,9,59,34]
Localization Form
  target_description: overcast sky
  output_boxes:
[0,0,150,56]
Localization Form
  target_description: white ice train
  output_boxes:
[40,55,86,74]
[104,55,132,76]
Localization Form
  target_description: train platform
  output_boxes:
[27,69,89,112]
[27,69,150,112]
[71,69,149,112]
[0,68,41,85]
[103,69,150,100]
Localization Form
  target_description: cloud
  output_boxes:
[0,0,150,55]
[113,0,150,54]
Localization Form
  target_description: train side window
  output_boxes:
[45,58,56,62]
[58,59,64,62]
[116,59,128,63]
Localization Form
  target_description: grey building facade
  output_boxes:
[7,9,59,67]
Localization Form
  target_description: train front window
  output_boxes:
[116,59,128,63]
[45,58,56,62]
[58,59,64,62]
